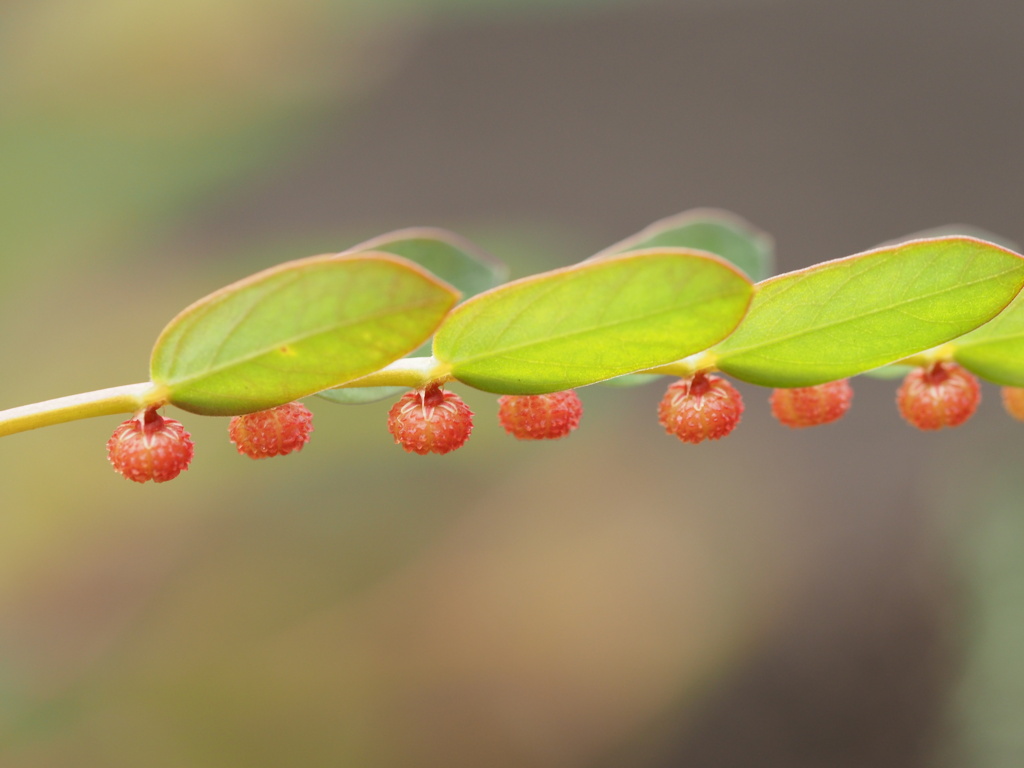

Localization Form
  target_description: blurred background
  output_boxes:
[1,0,1023,765]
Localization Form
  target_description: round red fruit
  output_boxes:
[229,401,314,459]
[388,384,473,455]
[896,361,980,430]
[657,372,744,444]
[770,379,853,428]
[107,408,194,483]
[497,390,582,440]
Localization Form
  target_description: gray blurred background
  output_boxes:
[0,0,1022,765]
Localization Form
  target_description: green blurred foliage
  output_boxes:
[0,0,615,280]
[0,0,385,281]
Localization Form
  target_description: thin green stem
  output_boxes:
[0,382,166,438]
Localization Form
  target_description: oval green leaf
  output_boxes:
[952,287,1024,385]
[151,253,459,415]
[433,249,753,395]
[592,208,774,282]
[712,237,1024,387]
[318,229,508,406]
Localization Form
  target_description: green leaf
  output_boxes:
[593,208,774,282]
[317,229,508,406]
[433,250,753,395]
[711,237,1024,387]
[151,253,459,415]
[952,288,1024,385]
[344,227,508,299]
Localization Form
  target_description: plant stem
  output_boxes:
[0,382,166,438]
[332,356,451,390]
[643,350,719,378]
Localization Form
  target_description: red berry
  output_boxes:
[896,361,980,430]
[657,372,744,444]
[107,408,194,483]
[387,384,473,455]
[1003,386,1024,421]
[770,379,853,428]
[229,401,314,459]
[497,390,583,440]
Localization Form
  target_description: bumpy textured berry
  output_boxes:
[896,361,980,430]
[1002,387,1024,421]
[657,372,744,444]
[229,401,314,459]
[388,384,473,455]
[770,379,853,428]
[107,408,194,483]
[497,390,583,440]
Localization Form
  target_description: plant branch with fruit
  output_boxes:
[3,210,1024,483]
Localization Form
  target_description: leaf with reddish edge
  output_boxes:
[151,253,459,415]
[433,250,753,395]
[711,237,1024,387]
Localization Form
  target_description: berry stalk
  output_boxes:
[0,382,166,438]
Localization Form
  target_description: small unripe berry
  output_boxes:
[107,408,194,483]
[1002,386,1024,421]
[387,384,473,455]
[770,379,853,428]
[896,361,980,430]
[229,401,314,459]
[657,372,744,444]
[497,390,583,440]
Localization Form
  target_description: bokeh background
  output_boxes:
[1,0,1023,765]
